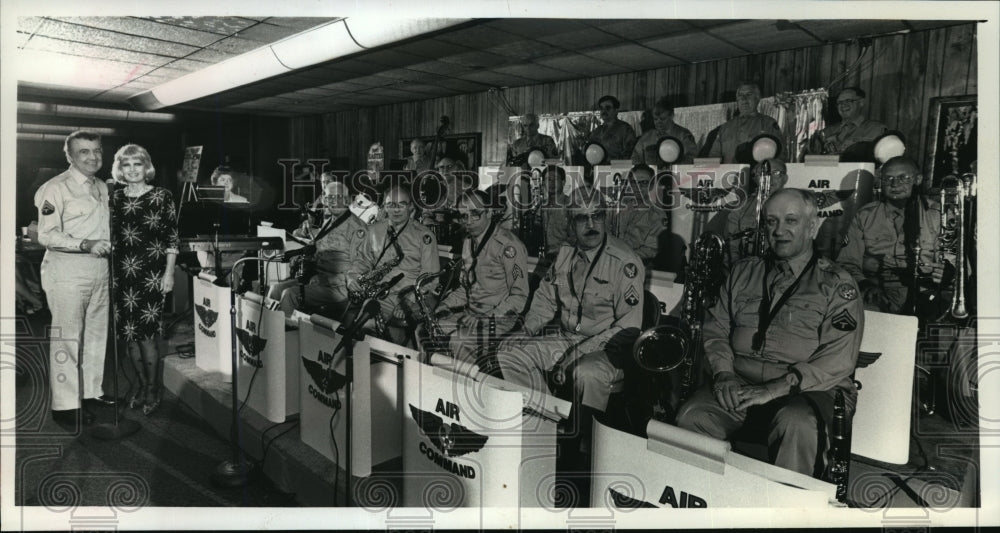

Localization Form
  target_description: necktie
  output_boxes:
[769,261,791,301]
[88,179,102,202]
[572,251,590,293]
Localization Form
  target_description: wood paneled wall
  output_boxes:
[301,23,977,171]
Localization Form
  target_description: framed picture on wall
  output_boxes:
[925,95,977,188]
[399,132,482,171]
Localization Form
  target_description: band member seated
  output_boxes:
[433,189,530,362]
[809,87,887,157]
[347,183,440,345]
[420,157,469,251]
[404,138,432,172]
[631,98,697,165]
[612,164,668,268]
[508,113,559,165]
[708,82,782,164]
[722,158,788,265]
[836,156,948,315]
[676,188,863,478]
[279,179,366,317]
[496,186,644,439]
[515,164,573,260]
[589,95,637,161]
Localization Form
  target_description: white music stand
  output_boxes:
[192,272,233,383]
[234,292,300,423]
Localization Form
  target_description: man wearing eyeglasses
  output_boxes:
[279,179,366,317]
[708,82,783,164]
[496,186,644,439]
[836,156,947,315]
[434,189,530,362]
[508,113,560,165]
[348,184,440,345]
[723,158,789,264]
[589,95,637,161]
[811,87,887,157]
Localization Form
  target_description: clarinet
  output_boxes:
[830,389,850,504]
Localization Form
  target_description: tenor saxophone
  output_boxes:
[349,226,404,305]
[414,258,463,356]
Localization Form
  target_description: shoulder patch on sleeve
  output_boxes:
[41,200,56,216]
[512,264,523,281]
[356,229,366,239]
[624,286,640,306]
[837,283,858,301]
[423,234,433,245]
[503,245,516,259]
[623,263,638,279]
[832,309,858,331]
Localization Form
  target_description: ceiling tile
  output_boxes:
[344,75,399,88]
[32,19,200,58]
[144,17,258,35]
[793,19,908,42]
[49,16,222,47]
[361,49,428,68]
[487,39,563,61]
[432,78,491,92]
[264,17,340,30]
[433,25,524,48]
[393,38,465,59]
[315,80,373,93]
[586,19,694,40]
[642,32,747,63]
[456,70,533,87]
[374,68,439,83]
[320,58,389,76]
[484,19,591,39]
[405,60,470,76]
[708,20,819,53]
[438,50,511,69]
[233,22,312,43]
[185,48,236,63]
[206,36,264,56]
[581,43,682,70]
[534,53,631,76]
[491,63,577,83]
[20,34,170,67]
[159,58,214,73]
[532,27,624,50]
[398,83,452,96]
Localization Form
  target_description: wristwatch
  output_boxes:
[79,239,90,252]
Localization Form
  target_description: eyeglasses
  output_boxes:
[459,210,485,221]
[598,104,616,111]
[384,201,411,209]
[882,174,916,187]
[836,98,863,107]
[572,211,607,225]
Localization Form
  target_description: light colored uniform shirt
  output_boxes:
[631,124,698,165]
[35,166,110,252]
[350,218,440,302]
[403,156,432,172]
[614,206,664,264]
[814,118,887,155]
[525,236,644,354]
[301,214,368,288]
[703,253,863,397]
[589,120,637,161]
[708,113,783,164]
[510,133,559,160]
[439,226,529,317]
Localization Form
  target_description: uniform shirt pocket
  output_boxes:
[63,195,94,221]
[782,299,825,334]
[732,293,763,327]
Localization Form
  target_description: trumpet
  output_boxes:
[936,173,976,319]
[633,231,726,403]
[740,160,771,258]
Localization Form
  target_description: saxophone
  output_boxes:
[414,258,463,356]
[349,226,404,305]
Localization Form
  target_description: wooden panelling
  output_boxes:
[305,24,976,171]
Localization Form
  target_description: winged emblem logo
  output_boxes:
[195,303,218,328]
[408,404,488,457]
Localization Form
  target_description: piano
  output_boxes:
[179,235,284,253]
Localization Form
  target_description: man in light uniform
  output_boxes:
[676,188,863,477]
[435,189,530,362]
[631,98,698,165]
[708,82,783,164]
[35,130,112,426]
[722,158,789,265]
[810,87,887,157]
[612,165,667,267]
[404,138,432,172]
[836,156,947,315]
[508,113,560,164]
[348,184,440,345]
[279,179,367,317]
[589,95,637,161]
[496,186,644,420]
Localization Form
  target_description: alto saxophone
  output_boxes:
[414,258,463,356]
[349,226,404,305]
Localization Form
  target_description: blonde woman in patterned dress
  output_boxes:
[110,144,179,415]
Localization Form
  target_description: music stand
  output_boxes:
[195,185,227,202]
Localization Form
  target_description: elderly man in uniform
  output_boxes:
[722,158,789,265]
[404,138,432,172]
[612,165,667,267]
[632,98,698,166]
[497,186,644,438]
[434,189,530,363]
[508,113,560,165]
[836,156,948,315]
[348,184,440,345]
[35,130,115,427]
[279,179,367,317]
[589,95,637,161]
[708,82,783,164]
[676,188,863,477]
[811,87,887,157]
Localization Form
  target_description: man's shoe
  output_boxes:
[51,409,96,428]
[91,394,120,406]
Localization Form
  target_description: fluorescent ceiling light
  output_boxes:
[129,17,468,111]
[18,123,118,136]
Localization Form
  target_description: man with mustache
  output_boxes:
[496,186,644,448]
[35,130,114,427]
[677,188,863,478]
[588,95,637,161]
[708,82,783,164]
[836,156,948,315]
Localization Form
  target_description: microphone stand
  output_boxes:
[92,183,141,441]
[212,256,261,487]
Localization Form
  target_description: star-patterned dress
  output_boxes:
[111,186,179,342]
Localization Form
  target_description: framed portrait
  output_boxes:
[924,95,977,188]
[399,132,482,171]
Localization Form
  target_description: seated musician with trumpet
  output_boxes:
[278,178,367,317]
[347,183,440,345]
[836,156,950,316]
[428,189,530,362]
[496,186,644,445]
[676,188,864,478]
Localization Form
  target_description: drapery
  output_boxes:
[506,90,826,164]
